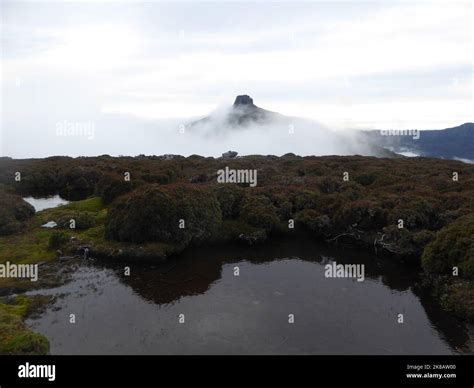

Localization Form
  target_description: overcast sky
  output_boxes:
[1,0,473,157]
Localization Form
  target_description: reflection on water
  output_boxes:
[23,195,69,212]
[27,237,473,355]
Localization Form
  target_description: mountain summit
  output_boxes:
[233,95,255,107]
[188,95,279,130]
[185,95,397,157]
[227,95,278,126]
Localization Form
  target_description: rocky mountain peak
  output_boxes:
[233,95,255,107]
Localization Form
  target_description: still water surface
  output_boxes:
[26,238,473,355]
[23,195,69,212]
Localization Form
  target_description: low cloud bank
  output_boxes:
[2,108,380,158]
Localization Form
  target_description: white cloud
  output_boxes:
[0,0,472,157]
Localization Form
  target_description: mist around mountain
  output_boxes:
[361,123,474,162]
[186,95,394,158]
[189,95,281,131]
[187,95,473,161]
[2,94,394,159]
[2,94,469,160]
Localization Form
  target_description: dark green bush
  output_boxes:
[105,184,222,245]
[57,211,96,230]
[335,200,387,230]
[0,190,35,236]
[295,209,332,234]
[389,198,440,230]
[317,177,342,194]
[58,169,100,200]
[354,173,377,186]
[48,231,69,250]
[95,177,135,204]
[240,195,279,232]
[422,214,474,279]
[274,196,293,221]
[290,190,319,212]
[212,185,245,219]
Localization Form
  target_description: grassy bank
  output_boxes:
[0,198,109,354]
[0,295,50,355]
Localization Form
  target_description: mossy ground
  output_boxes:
[0,198,107,285]
[0,197,107,354]
[0,295,50,355]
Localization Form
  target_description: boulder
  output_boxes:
[222,151,238,159]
